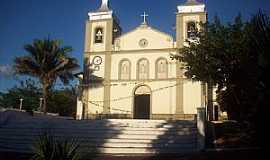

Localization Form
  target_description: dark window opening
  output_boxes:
[187,22,197,39]
[95,27,103,43]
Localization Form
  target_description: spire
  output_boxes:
[98,0,110,12]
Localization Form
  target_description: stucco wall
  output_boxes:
[116,26,174,51]
[101,81,177,115]
[88,86,104,114]
[183,81,202,114]
[111,52,177,80]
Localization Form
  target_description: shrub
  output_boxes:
[31,132,80,160]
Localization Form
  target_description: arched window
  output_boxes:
[137,58,149,80]
[94,27,104,43]
[187,21,197,39]
[119,59,131,80]
[156,58,168,79]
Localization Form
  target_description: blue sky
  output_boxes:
[1,0,270,92]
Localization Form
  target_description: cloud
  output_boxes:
[0,65,14,77]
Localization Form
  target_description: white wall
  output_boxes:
[88,87,104,114]
[116,26,174,51]
[183,81,202,114]
[109,81,177,115]
[111,52,177,80]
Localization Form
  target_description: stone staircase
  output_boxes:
[0,112,198,154]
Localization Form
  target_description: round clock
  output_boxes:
[93,56,102,65]
[139,39,148,48]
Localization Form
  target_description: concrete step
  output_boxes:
[0,119,198,154]
[0,133,196,141]
[0,144,196,154]
[86,147,197,154]
[0,126,197,132]
[0,140,196,148]
[0,136,197,145]
[4,119,196,126]
[4,123,196,129]
[0,128,197,136]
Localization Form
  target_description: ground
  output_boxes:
[0,149,265,160]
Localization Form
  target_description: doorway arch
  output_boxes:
[133,85,151,119]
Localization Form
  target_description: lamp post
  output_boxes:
[19,98,23,110]
[39,98,43,112]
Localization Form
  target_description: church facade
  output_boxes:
[77,0,208,120]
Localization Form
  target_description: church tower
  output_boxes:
[174,0,207,115]
[83,0,121,116]
[176,0,207,48]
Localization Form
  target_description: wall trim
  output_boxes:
[84,48,178,55]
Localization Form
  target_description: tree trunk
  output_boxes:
[207,81,214,121]
[42,83,49,114]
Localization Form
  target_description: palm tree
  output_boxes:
[14,38,79,113]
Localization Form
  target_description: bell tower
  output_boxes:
[174,0,207,116]
[84,0,121,53]
[83,0,121,116]
[176,0,207,48]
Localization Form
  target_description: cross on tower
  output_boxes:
[141,12,149,24]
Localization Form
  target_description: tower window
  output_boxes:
[94,27,104,43]
[187,22,197,39]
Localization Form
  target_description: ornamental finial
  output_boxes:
[184,0,202,6]
[98,0,110,11]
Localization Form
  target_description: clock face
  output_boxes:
[93,56,102,65]
[139,39,148,48]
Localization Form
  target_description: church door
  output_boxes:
[134,86,151,119]
[134,95,150,119]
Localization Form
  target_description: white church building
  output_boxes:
[77,0,208,120]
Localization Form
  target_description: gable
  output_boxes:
[114,25,174,51]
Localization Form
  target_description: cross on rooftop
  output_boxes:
[141,12,149,24]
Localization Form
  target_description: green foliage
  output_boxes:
[31,132,80,160]
[0,79,77,117]
[47,87,77,117]
[14,38,80,113]
[175,11,270,123]
[31,132,56,160]
[0,79,42,111]
[54,139,80,160]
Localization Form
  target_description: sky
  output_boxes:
[1,0,270,92]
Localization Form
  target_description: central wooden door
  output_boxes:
[134,94,150,119]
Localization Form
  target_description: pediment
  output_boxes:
[114,24,174,51]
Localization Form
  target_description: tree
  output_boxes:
[247,11,270,149]
[174,12,270,148]
[0,79,77,117]
[0,79,42,111]
[14,38,79,113]
[48,87,77,117]
[174,14,260,121]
